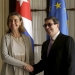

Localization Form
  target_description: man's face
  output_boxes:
[43,19,59,37]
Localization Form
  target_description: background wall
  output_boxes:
[0,0,9,72]
[66,0,75,39]
[0,0,75,75]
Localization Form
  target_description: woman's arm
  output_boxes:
[1,36,28,68]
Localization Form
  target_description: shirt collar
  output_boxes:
[52,31,60,41]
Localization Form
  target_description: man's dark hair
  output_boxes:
[44,16,59,24]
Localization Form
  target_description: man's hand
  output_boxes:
[24,64,34,72]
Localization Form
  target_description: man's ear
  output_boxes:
[57,24,59,28]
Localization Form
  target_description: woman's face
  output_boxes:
[8,15,21,32]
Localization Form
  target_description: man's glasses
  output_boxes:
[43,23,54,27]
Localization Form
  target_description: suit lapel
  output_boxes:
[50,33,63,51]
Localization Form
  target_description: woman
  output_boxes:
[1,12,34,75]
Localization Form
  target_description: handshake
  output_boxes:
[23,64,34,72]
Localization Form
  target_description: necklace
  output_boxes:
[11,33,21,38]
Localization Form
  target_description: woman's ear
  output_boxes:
[20,20,22,26]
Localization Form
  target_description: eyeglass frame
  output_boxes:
[43,23,56,27]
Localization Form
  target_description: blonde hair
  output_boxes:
[7,12,26,33]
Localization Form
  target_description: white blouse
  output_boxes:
[11,36,26,75]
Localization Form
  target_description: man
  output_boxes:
[32,16,75,75]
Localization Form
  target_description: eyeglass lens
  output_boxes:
[43,23,54,27]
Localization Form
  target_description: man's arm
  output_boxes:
[66,36,75,75]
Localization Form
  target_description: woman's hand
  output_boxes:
[24,64,34,72]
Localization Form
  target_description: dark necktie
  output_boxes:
[47,39,54,56]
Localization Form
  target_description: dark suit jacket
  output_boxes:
[33,33,75,75]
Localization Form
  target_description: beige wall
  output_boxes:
[0,0,9,72]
